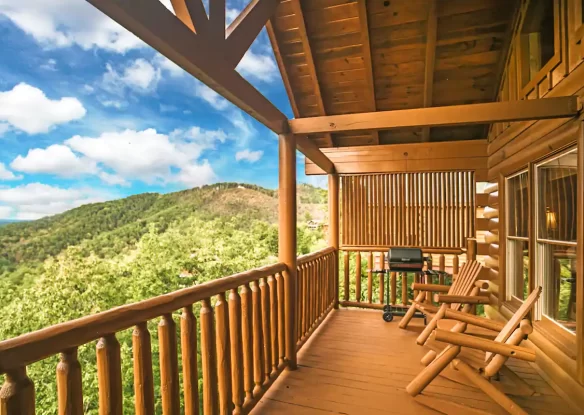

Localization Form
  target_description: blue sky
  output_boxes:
[0,0,325,220]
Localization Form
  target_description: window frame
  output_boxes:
[515,0,565,99]
[568,0,584,69]
[505,169,530,303]
[533,146,578,338]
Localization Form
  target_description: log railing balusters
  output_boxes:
[240,283,254,406]
[200,298,218,414]
[402,273,408,306]
[228,289,244,415]
[251,280,264,396]
[215,293,232,415]
[355,252,362,302]
[159,314,180,415]
[439,254,446,285]
[276,273,286,367]
[133,323,155,415]
[367,251,373,303]
[0,367,35,415]
[259,278,271,384]
[390,272,397,305]
[267,275,278,377]
[56,348,83,415]
[96,334,123,415]
[343,251,350,302]
[180,307,199,415]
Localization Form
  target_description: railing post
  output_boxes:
[0,367,35,415]
[328,173,339,309]
[467,238,477,261]
[278,133,297,370]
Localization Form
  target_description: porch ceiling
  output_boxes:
[267,0,518,148]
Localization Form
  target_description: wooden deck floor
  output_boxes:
[251,309,578,415]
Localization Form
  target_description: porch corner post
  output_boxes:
[279,133,298,370]
[328,173,340,309]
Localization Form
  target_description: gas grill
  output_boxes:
[372,248,450,322]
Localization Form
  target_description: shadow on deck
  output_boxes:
[252,309,577,415]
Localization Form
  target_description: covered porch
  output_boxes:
[253,309,575,415]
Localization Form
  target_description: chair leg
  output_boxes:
[453,359,528,415]
[417,303,447,345]
[406,345,461,396]
[399,292,426,329]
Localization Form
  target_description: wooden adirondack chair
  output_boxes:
[399,260,487,345]
[406,287,542,415]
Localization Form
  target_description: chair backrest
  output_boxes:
[446,260,483,310]
[485,286,542,362]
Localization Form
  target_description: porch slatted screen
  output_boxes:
[341,172,475,248]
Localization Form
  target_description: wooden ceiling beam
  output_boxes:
[289,0,334,148]
[169,0,208,34]
[421,0,437,143]
[357,0,379,145]
[296,135,335,173]
[209,0,226,41]
[288,97,581,134]
[225,0,282,67]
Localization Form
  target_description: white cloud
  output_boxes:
[0,83,86,134]
[98,172,130,187]
[0,163,21,181]
[154,54,185,78]
[0,0,143,53]
[66,128,223,185]
[175,161,216,187]
[235,149,263,163]
[194,82,230,110]
[102,59,161,95]
[11,144,97,177]
[0,183,111,220]
[0,205,12,219]
[237,49,278,83]
[40,58,57,71]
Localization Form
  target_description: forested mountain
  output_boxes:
[0,183,327,285]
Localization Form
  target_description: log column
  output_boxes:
[328,173,339,309]
[279,133,298,370]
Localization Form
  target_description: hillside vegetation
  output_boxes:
[0,182,327,414]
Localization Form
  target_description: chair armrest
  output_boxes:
[443,308,505,332]
[411,283,450,293]
[433,329,535,362]
[435,294,490,304]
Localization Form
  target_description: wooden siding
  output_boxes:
[340,172,475,248]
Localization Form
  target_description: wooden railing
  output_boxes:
[0,252,339,415]
[340,246,465,310]
[296,247,337,350]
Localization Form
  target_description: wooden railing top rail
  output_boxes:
[297,246,336,266]
[341,245,464,255]
[0,262,286,374]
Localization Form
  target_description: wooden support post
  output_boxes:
[159,314,180,415]
[132,323,155,415]
[96,335,122,415]
[279,133,297,370]
[328,174,339,309]
[180,307,199,415]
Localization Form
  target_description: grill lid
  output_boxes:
[388,248,424,272]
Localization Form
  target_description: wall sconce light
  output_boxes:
[546,208,557,231]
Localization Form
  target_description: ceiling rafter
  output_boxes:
[422,0,437,143]
[357,0,379,145]
[288,96,581,135]
[209,0,226,41]
[225,0,282,67]
[289,0,334,148]
[169,0,208,34]
[86,0,335,173]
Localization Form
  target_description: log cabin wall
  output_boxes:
[486,0,584,400]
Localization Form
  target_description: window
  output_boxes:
[520,0,556,87]
[506,171,529,301]
[535,148,578,333]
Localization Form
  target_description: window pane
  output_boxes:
[507,239,529,300]
[538,243,577,333]
[507,172,529,237]
[520,0,555,86]
[537,151,578,242]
